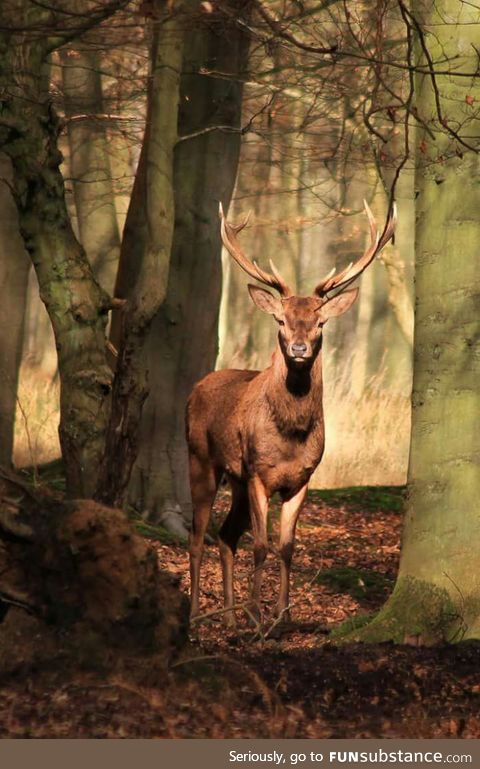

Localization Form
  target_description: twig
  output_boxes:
[189,603,241,624]
[399,1,478,154]
[170,653,280,717]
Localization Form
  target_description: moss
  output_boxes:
[330,612,374,639]
[308,486,405,513]
[338,576,461,645]
[131,516,187,546]
[315,566,393,602]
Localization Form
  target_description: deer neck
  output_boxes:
[264,348,323,436]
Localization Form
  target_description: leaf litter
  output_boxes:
[0,485,479,737]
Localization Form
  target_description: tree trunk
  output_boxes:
[126,2,250,528]
[60,43,121,294]
[0,155,30,467]
[217,137,270,372]
[348,0,480,644]
[99,2,187,507]
[0,14,113,497]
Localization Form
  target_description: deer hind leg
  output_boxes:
[247,476,269,620]
[188,454,221,621]
[218,480,250,628]
[277,484,308,621]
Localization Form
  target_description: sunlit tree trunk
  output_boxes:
[0,155,30,467]
[127,2,250,529]
[217,135,270,371]
[60,43,121,294]
[352,0,480,643]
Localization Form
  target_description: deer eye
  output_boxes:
[278,320,285,327]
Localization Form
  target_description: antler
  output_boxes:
[219,202,292,297]
[314,200,397,297]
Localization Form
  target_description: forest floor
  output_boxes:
[1,483,479,738]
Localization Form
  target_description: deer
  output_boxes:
[186,201,396,627]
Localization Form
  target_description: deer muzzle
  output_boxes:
[288,342,311,363]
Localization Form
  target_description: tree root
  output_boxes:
[0,469,189,671]
[333,576,463,646]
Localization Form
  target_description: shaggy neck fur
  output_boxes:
[264,346,324,437]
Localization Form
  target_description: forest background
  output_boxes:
[3,0,417,530]
[0,0,478,683]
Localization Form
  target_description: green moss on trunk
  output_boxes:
[337,577,460,645]
[0,6,113,496]
[342,0,480,646]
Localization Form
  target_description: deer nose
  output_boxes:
[291,343,308,357]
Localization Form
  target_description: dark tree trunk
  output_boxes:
[0,155,30,467]
[127,1,251,529]
[98,2,187,507]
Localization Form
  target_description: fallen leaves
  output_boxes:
[0,487,479,737]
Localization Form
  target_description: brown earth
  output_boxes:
[0,485,479,738]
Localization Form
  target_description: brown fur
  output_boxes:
[186,291,358,626]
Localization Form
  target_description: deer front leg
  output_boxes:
[277,484,308,620]
[247,476,269,620]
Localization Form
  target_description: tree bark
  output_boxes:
[0,8,113,497]
[60,42,121,294]
[0,155,30,467]
[348,0,480,643]
[0,2,188,666]
[99,2,187,507]
[126,1,251,528]
[217,137,270,372]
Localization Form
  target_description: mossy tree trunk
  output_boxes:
[126,1,251,528]
[349,0,480,644]
[0,5,187,659]
[0,155,30,467]
[0,5,115,497]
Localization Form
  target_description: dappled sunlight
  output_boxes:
[312,380,411,489]
[13,363,60,469]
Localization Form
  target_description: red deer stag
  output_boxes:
[186,201,396,626]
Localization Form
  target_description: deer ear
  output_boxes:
[248,285,283,316]
[318,288,359,321]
